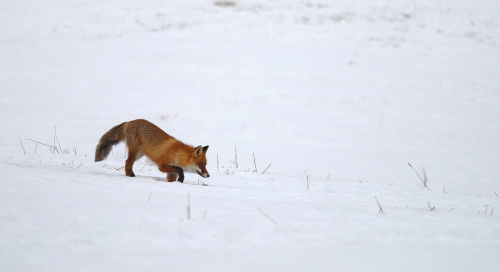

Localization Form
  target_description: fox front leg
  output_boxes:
[167,172,179,182]
[160,165,184,183]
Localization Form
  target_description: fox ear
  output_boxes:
[203,145,209,152]
[194,146,203,157]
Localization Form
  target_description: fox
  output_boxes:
[95,119,209,183]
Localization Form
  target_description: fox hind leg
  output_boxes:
[125,148,139,177]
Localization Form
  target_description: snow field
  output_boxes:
[1,0,500,271]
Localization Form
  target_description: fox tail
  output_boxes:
[95,122,126,162]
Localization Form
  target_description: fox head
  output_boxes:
[191,145,210,178]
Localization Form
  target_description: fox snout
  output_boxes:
[198,170,210,178]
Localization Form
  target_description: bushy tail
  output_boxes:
[95,122,127,162]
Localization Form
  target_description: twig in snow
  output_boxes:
[77,163,83,169]
[484,205,489,214]
[491,209,495,215]
[408,163,428,189]
[217,154,219,172]
[303,169,307,175]
[19,137,26,155]
[307,175,309,189]
[148,192,151,201]
[34,143,37,154]
[258,208,277,225]
[375,197,386,215]
[495,192,498,197]
[262,163,272,174]
[198,179,208,186]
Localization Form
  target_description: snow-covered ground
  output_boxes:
[1,0,499,271]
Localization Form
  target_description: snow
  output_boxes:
[1,0,499,271]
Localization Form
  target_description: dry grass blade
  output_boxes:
[55,127,62,155]
[19,137,26,155]
[262,163,272,174]
[252,152,257,173]
[140,160,148,172]
[428,202,435,211]
[408,163,429,189]
[214,1,236,7]
[234,146,238,169]
[375,196,386,215]
[25,139,54,148]
[258,208,277,225]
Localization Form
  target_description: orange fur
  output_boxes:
[95,119,209,182]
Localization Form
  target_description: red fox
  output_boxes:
[95,119,209,182]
